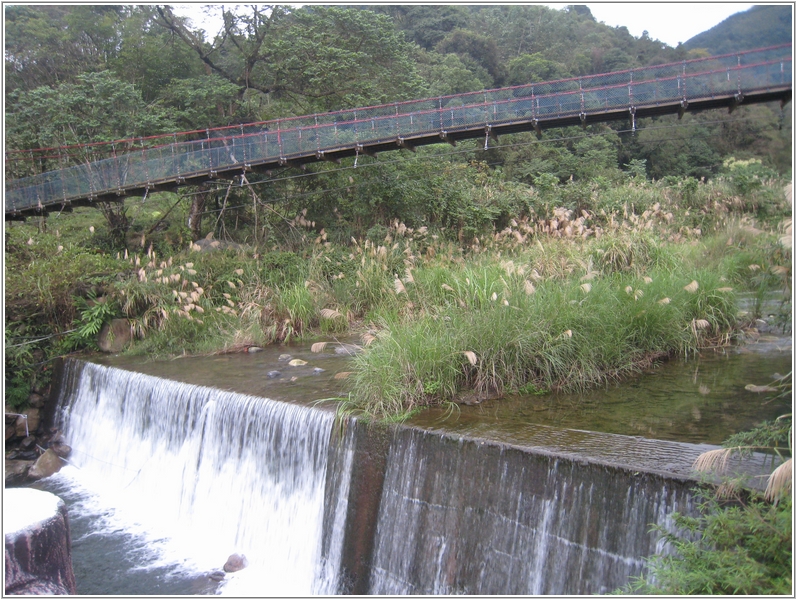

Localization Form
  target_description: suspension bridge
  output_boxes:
[5,44,792,220]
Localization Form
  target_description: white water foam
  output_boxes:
[54,360,349,596]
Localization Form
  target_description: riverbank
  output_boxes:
[5,174,792,421]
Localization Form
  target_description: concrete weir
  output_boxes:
[42,358,715,595]
[333,420,695,595]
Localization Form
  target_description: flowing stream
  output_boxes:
[35,332,790,595]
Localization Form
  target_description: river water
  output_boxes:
[35,332,790,595]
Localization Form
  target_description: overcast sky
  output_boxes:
[583,3,755,47]
[174,3,762,49]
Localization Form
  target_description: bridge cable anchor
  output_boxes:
[678,99,688,120]
[728,93,744,114]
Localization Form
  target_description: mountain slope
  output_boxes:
[683,5,792,54]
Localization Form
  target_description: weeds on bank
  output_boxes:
[4,173,791,413]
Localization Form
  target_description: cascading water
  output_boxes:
[365,428,692,595]
[39,354,739,595]
[50,359,351,596]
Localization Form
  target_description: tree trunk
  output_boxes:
[187,184,211,241]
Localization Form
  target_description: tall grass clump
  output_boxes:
[345,260,742,418]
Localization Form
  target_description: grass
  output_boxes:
[4,173,791,417]
[343,265,745,418]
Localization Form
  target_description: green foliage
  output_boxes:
[506,53,570,85]
[6,70,175,157]
[68,293,119,349]
[627,495,791,595]
[622,413,793,595]
[267,6,427,113]
[345,262,741,418]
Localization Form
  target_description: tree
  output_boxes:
[110,6,206,102]
[265,7,426,113]
[415,51,490,96]
[4,5,126,92]
[506,53,571,86]
[154,4,289,99]
[6,71,174,153]
[370,5,470,50]
[436,28,505,86]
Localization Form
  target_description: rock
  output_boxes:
[223,553,248,573]
[208,571,226,582]
[313,368,325,374]
[27,448,65,480]
[247,346,263,353]
[335,345,363,356]
[19,436,37,451]
[98,318,133,353]
[6,425,16,441]
[28,393,45,408]
[47,431,66,446]
[278,354,292,361]
[267,371,282,379]
[454,385,503,406]
[5,459,34,485]
[51,443,72,459]
[288,359,307,366]
[4,488,77,595]
[191,238,245,252]
[15,409,40,438]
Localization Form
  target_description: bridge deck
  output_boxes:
[5,44,792,219]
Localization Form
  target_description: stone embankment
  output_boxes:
[4,488,77,595]
[5,382,71,486]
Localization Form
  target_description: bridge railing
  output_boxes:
[5,45,791,215]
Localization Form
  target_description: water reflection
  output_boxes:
[411,341,791,445]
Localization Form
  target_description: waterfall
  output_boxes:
[50,358,698,595]
[53,359,351,596]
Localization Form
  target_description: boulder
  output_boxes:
[4,460,34,485]
[98,318,133,353]
[15,409,40,438]
[4,488,77,595]
[28,393,45,409]
[223,553,248,573]
[51,443,72,459]
[27,448,65,480]
[19,436,37,451]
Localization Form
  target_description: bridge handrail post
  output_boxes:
[112,143,121,193]
[143,142,150,187]
[395,102,400,136]
[682,60,687,102]
[172,134,180,182]
[277,120,283,160]
[206,128,215,176]
[736,54,743,97]
[240,124,248,168]
[628,72,633,111]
